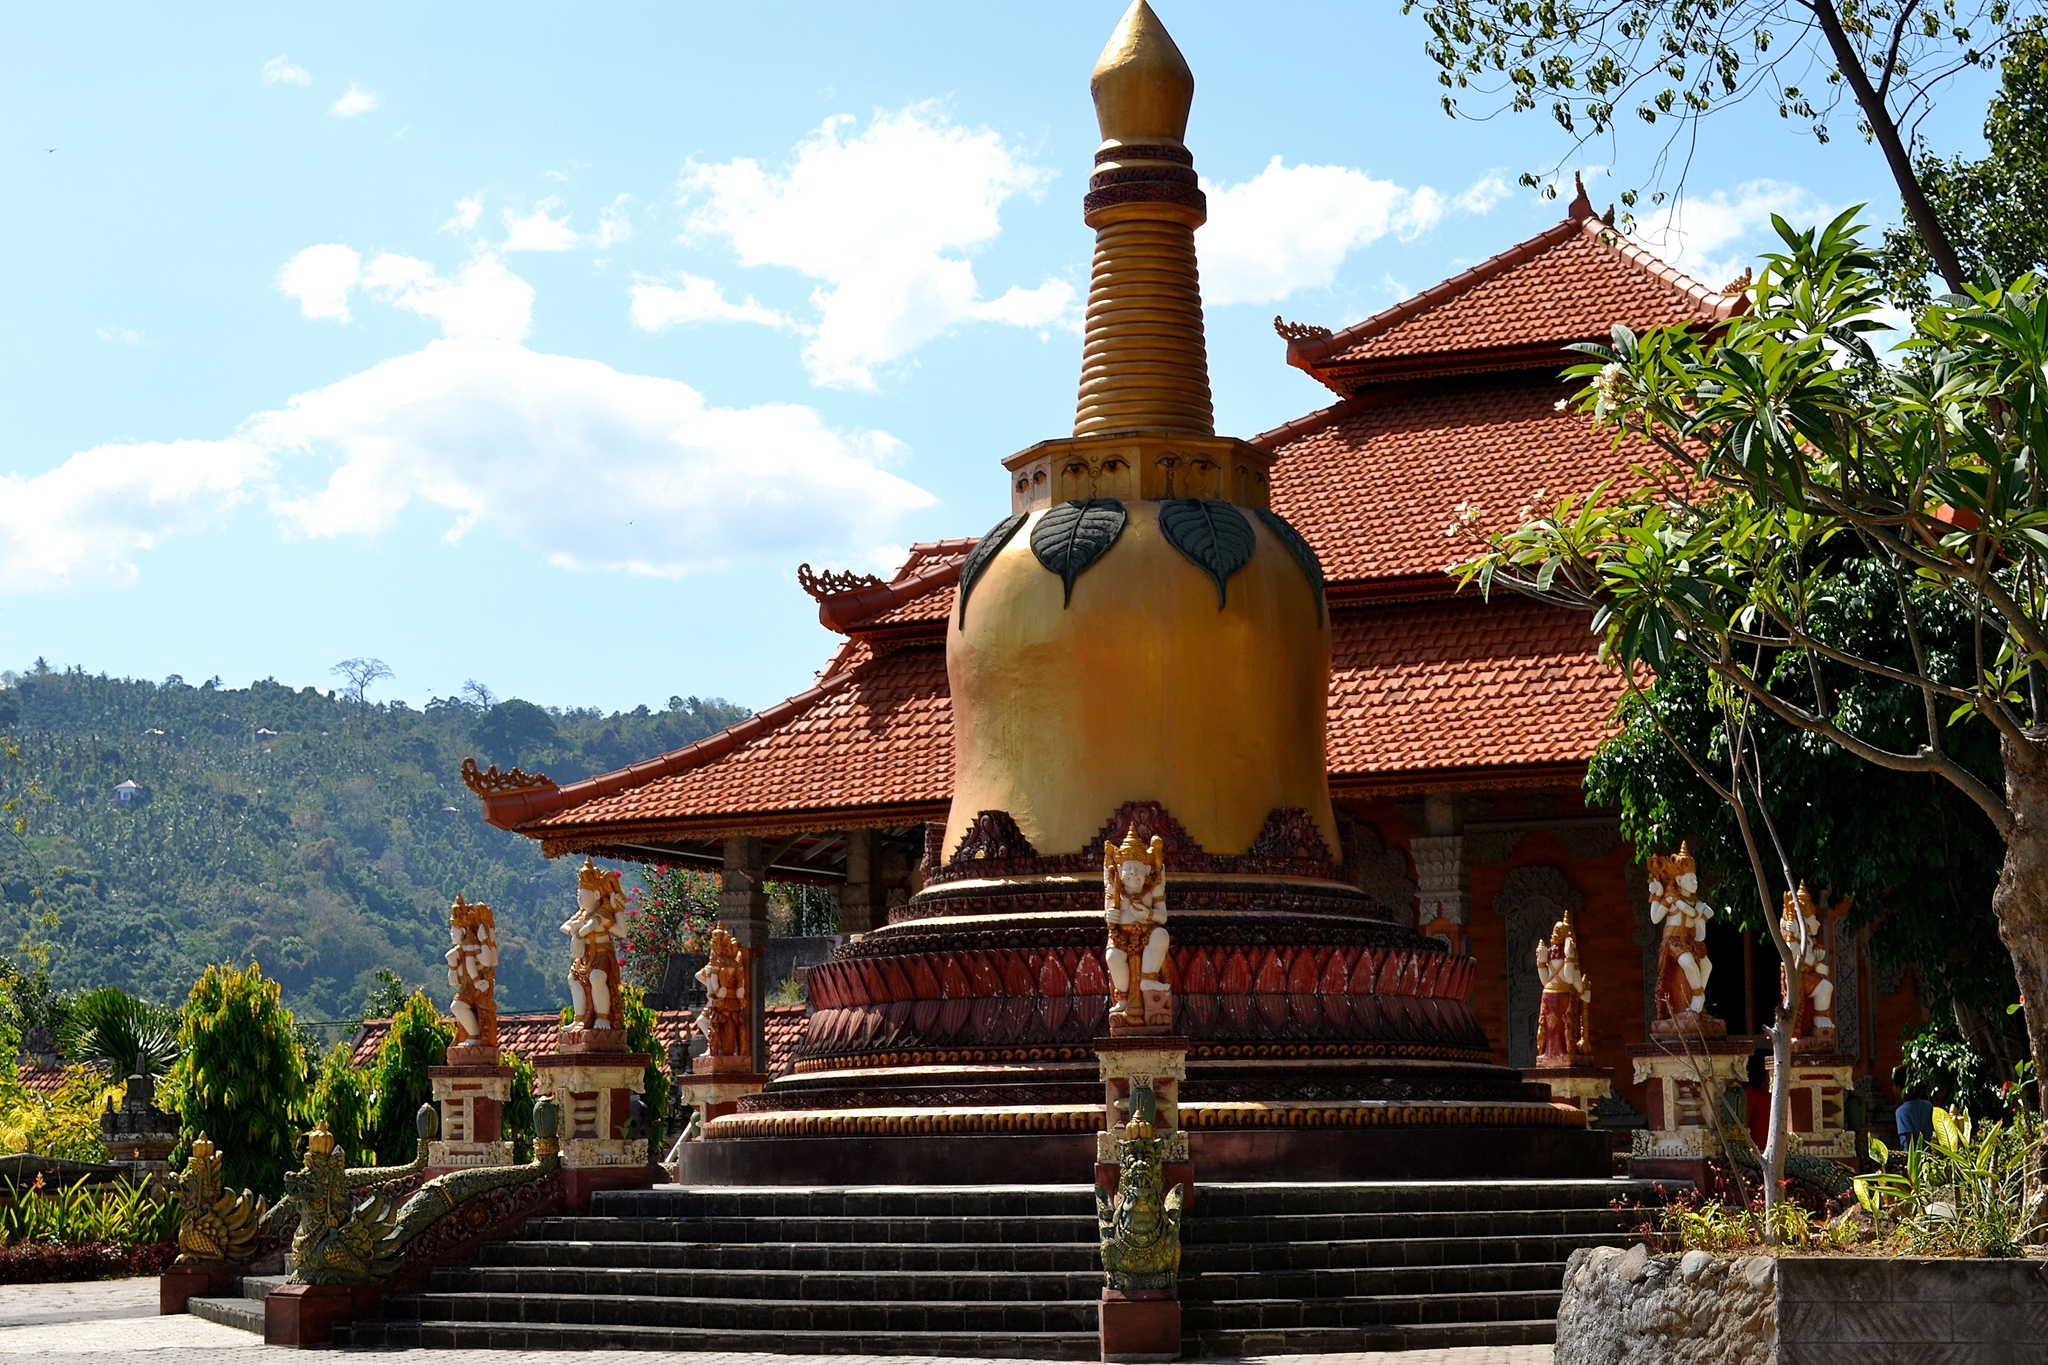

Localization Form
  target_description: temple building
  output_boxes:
[470,6,1924,1167]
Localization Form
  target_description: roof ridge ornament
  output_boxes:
[461,757,556,797]
[1274,316,1331,343]
[797,563,887,600]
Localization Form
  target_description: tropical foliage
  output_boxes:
[618,865,720,988]
[363,991,450,1165]
[1857,1107,2046,1255]
[0,1067,121,1162]
[160,962,308,1197]
[58,986,181,1079]
[0,1174,179,1248]
[0,665,746,1020]
[309,1040,374,1166]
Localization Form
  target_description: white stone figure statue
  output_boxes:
[1104,826,1171,1027]
[1781,882,1835,1043]
[445,894,500,1050]
[563,858,624,1032]
[1647,844,1714,1020]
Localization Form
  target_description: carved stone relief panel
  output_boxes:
[1493,865,1584,1070]
[1350,819,1420,925]
[1627,861,1657,1041]
[1831,919,1862,1060]
[1410,834,1468,927]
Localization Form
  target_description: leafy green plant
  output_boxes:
[0,1066,120,1160]
[0,1174,178,1247]
[59,986,180,1079]
[1897,1020,2006,1121]
[364,991,449,1165]
[500,1050,536,1163]
[1856,1107,2045,1257]
[309,1040,372,1165]
[160,962,309,1198]
[618,865,719,988]
[619,984,668,1154]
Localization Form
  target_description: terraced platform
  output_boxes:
[327,1179,1652,1356]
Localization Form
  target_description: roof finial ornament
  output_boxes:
[1091,1,1194,148]
[1567,170,1595,221]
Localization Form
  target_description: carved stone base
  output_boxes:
[673,1072,769,1130]
[693,1053,757,1074]
[1651,1012,1729,1040]
[556,1027,631,1053]
[1523,1063,1615,1117]
[1766,1053,1858,1161]
[160,1262,240,1315]
[1628,1040,1750,1169]
[426,1139,514,1172]
[1099,1287,1180,1362]
[264,1282,382,1346]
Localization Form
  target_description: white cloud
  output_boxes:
[1200,158,1424,305]
[593,195,634,249]
[0,438,271,590]
[0,340,934,591]
[98,325,144,345]
[629,274,794,332]
[331,84,379,117]
[502,198,579,252]
[279,244,363,322]
[441,194,483,234]
[361,253,534,341]
[262,56,310,87]
[975,280,1076,329]
[1633,179,1828,288]
[680,104,1071,389]
[1454,172,1512,215]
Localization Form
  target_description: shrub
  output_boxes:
[0,1238,175,1284]
[618,865,719,988]
[161,962,309,1198]
[365,991,449,1165]
[501,1050,536,1163]
[1895,1021,2006,1121]
[620,984,669,1154]
[1856,1107,2045,1256]
[0,1066,120,1161]
[309,1041,372,1165]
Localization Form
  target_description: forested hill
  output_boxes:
[0,664,749,1022]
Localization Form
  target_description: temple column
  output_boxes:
[1412,794,1470,950]
[840,829,880,937]
[721,836,770,1076]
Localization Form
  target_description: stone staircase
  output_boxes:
[327,1180,1652,1357]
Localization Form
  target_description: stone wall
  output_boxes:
[1559,1244,2048,1365]
[1556,1243,1777,1365]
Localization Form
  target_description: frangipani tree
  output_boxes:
[1459,208,2048,1227]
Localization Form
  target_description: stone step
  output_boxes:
[1186,1315,1558,1356]
[1181,1286,1563,1331]
[187,1295,263,1334]
[430,1264,1102,1303]
[334,1318,1099,1359]
[478,1237,1104,1274]
[524,1213,1099,1245]
[1181,1259,1568,1302]
[1187,1180,1653,1217]
[1185,1206,1629,1243]
[373,1290,1101,1334]
[237,1274,288,1302]
[594,1186,1098,1220]
[1181,1230,1634,1274]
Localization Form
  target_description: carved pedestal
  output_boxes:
[1094,1036,1190,1206]
[534,1036,654,1212]
[1523,1061,1614,1116]
[1100,1287,1180,1362]
[1767,1051,1858,1162]
[102,1073,180,1192]
[428,1053,515,1173]
[1626,1038,1750,1187]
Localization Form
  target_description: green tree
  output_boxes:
[500,1049,537,1163]
[1879,18,2048,306]
[309,1040,373,1165]
[59,985,181,1078]
[1460,211,2048,1222]
[161,962,309,1197]
[619,984,669,1155]
[360,968,413,1021]
[1406,0,2026,291]
[364,991,450,1165]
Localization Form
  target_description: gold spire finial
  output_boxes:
[1091,1,1194,148]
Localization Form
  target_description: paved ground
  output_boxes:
[0,1278,1555,1364]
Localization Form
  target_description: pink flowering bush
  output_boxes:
[618,865,721,989]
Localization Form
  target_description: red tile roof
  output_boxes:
[1284,196,1741,392]
[812,539,973,634]
[350,1006,809,1077]
[1327,594,1620,793]
[1263,369,1650,585]
[15,1062,69,1095]
[512,640,952,846]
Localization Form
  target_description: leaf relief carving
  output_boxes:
[1159,499,1256,608]
[1030,499,1128,605]
[957,511,1028,627]
[1252,507,1327,625]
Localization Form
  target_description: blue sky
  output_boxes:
[0,3,1997,716]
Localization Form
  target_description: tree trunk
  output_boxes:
[1993,729,2048,1234]
[1762,1018,1792,1236]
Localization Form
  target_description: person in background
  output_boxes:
[1895,1083,1938,1147]
[1746,1050,1772,1151]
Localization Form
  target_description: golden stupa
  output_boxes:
[944,0,1335,865]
